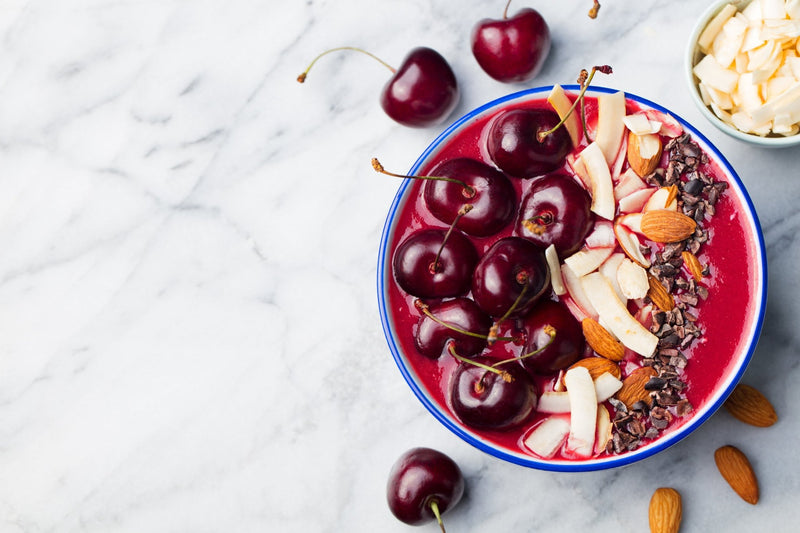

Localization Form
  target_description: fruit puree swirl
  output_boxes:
[387,88,730,460]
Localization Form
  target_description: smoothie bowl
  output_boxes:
[377,85,767,472]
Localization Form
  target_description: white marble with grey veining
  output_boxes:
[0,1,798,531]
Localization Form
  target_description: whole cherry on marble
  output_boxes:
[387,447,465,532]
[471,0,551,83]
[298,46,459,127]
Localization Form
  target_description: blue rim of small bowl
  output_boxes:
[377,86,768,472]
[685,0,800,147]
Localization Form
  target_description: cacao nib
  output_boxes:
[680,142,701,159]
[658,333,681,348]
[645,377,667,391]
[663,243,684,261]
[651,417,669,430]
[668,379,687,390]
[682,193,701,206]
[644,427,660,439]
[693,203,706,223]
[670,356,688,369]
[609,397,628,415]
[696,286,709,300]
[627,418,646,436]
[676,399,694,416]
[684,179,704,196]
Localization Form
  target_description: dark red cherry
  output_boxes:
[415,298,493,359]
[450,357,538,430]
[518,299,585,375]
[394,229,478,298]
[515,173,595,256]
[471,6,551,83]
[486,108,571,178]
[425,158,516,237]
[380,47,459,128]
[471,237,549,318]
[298,46,458,128]
[387,447,465,530]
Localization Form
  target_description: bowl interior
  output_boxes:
[377,86,767,472]
[685,0,800,147]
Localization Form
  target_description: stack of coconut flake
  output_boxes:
[693,0,800,135]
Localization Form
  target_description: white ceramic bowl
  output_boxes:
[378,86,767,471]
[685,0,800,147]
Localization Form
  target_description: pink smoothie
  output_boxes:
[386,93,760,459]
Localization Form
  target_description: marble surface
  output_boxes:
[0,0,798,531]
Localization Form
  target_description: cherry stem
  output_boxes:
[431,204,473,273]
[415,300,517,343]
[492,325,557,368]
[588,0,601,19]
[522,211,554,236]
[371,158,475,196]
[428,499,446,533]
[448,343,513,385]
[537,64,613,142]
[487,272,531,344]
[297,46,395,83]
[578,69,590,139]
[502,0,513,19]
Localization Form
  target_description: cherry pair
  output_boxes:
[298,1,551,127]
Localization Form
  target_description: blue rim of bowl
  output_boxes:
[685,0,800,147]
[377,85,768,472]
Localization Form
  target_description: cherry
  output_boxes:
[393,228,478,299]
[387,447,465,532]
[372,157,516,237]
[486,108,571,178]
[450,356,538,430]
[471,1,551,83]
[382,47,460,128]
[425,158,517,237]
[515,173,595,256]
[297,46,459,128]
[471,237,549,319]
[518,299,585,375]
[415,298,493,359]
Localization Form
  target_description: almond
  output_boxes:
[581,318,626,361]
[682,250,705,281]
[647,274,675,311]
[714,445,759,504]
[567,355,622,382]
[616,366,657,408]
[724,384,778,427]
[649,487,682,533]
[640,210,697,243]
[627,132,662,177]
